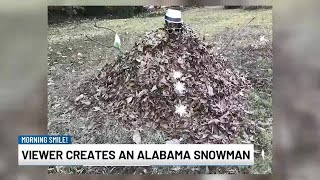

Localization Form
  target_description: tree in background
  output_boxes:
[48,6,147,18]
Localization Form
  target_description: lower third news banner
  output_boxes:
[18,135,254,166]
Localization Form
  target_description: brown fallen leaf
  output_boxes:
[75,94,84,102]
[160,123,169,129]
[205,166,210,174]
[137,89,148,97]
[151,85,157,92]
[165,139,180,144]
[132,130,141,144]
[126,97,133,103]
[81,100,91,106]
[207,84,214,96]
[208,119,220,124]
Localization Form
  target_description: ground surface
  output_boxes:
[48,7,272,174]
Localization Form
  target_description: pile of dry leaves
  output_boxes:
[75,24,252,144]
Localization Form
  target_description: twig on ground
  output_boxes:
[82,18,123,54]
[85,34,113,48]
[217,17,256,56]
[94,21,117,34]
[85,34,123,54]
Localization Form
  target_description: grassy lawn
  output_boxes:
[48,7,272,174]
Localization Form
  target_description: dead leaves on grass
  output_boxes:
[132,130,142,144]
[75,24,252,144]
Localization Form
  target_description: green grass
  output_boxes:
[244,56,272,174]
[248,91,272,174]
[48,7,272,44]
[183,8,272,36]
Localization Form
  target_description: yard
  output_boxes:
[48,7,272,174]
